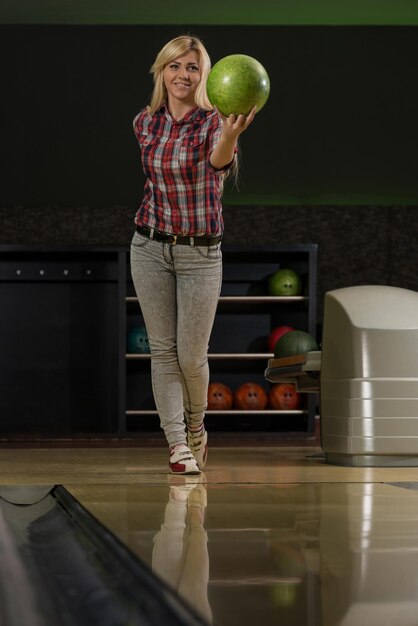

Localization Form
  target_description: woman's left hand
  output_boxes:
[209,106,257,171]
[217,106,257,140]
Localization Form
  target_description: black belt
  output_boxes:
[136,226,222,247]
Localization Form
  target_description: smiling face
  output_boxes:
[163,50,201,110]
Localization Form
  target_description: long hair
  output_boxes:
[148,35,213,114]
[147,35,238,186]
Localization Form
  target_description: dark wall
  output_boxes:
[2,24,418,206]
[1,25,418,325]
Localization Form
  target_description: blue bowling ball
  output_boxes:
[127,326,150,354]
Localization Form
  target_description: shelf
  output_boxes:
[126,296,307,304]
[218,296,307,303]
[125,244,317,435]
[126,410,307,416]
[126,353,274,360]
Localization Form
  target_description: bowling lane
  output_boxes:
[67,479,418,626]
[4,446,418,484]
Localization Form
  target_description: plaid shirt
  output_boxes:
[133,105,234,236]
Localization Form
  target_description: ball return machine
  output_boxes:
[265,285,418,467]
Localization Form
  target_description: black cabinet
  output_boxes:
[0,247,124,436]
[0,244,317,438]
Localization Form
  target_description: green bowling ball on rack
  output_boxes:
[274,330,318,359]
[268,269,302,297]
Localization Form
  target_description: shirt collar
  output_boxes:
[162,104,201,125]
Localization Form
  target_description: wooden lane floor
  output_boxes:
[3,446,418,625]
[4,445,418,484]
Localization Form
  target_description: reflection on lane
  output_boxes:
[67,482,321,625]
[153,475,212,623]
[66,481,418,626]
[320,482,418,626]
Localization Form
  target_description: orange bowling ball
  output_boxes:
[234,382,268,410]
[207,382,234,410]
[269,384,301,410]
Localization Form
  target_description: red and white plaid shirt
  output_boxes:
[133,105,235,236]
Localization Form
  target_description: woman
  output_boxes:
[131,35,255,474]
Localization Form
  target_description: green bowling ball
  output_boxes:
[274,330,318,359]
[207,54,270,116]
[268,269,302,297]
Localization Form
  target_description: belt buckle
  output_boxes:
[171,234,178,245]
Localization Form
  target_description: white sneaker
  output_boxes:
[169,444,200,475]
[187,430,208,470]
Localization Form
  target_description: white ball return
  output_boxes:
[265,285,418,466]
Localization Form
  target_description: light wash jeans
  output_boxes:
[130,231,222,448]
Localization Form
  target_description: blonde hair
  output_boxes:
[147,35,239,186]
[148,35,213,114]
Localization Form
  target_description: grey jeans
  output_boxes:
[130,231,222,448]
